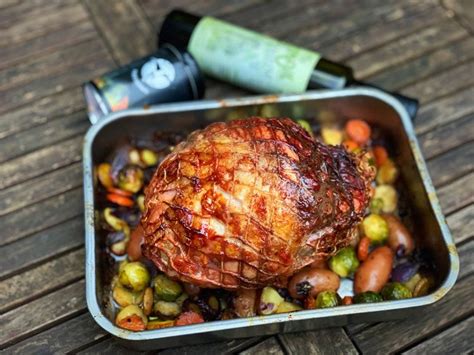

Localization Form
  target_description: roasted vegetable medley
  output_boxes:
[95,115,434,331]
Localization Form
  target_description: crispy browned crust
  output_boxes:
[142,117,374,289]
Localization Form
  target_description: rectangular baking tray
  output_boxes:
[83,88,459,350]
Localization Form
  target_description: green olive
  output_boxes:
[154,300,181,319]
[328,246,360,277]
[381,282,412,300]
[353,291,383,304]
[153,274,183,301]
[118,165,144,193]
[258,286,284,315]
[115,305,147,331]
[315,291,341,308]
[119,262,150,292]
[112,284,144,307]
[362,214,389,244]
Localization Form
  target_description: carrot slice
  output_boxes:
[357,237,371,261]
[343,139,359,152]
[373,146,388,167]
[107,193,134,207]
[175,311,204,326]
[107,187,133,197]
[345,119,371,145]
[116,314,146,331]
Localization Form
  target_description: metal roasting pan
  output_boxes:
[83,88,459,350]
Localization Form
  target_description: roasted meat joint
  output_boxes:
[141,117,375,289]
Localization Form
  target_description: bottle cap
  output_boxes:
[158,9,200,49]
[83,44,204,124]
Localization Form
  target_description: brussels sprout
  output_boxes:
[376,159,398,185]
[141,149,159,166]
[362,214,389,244]
[143,287,153,316]
[146,319,175,330]
[115,305,147,331]
[259,286,284,315]
[118,165,144,193]
[315,291,341,308]
[276,301,303,314]
[405,273,434,297]
[370,198,384,214]
[328,246,360,277]
[381,282,412,300]
[353,291,383,304]
[112,284,144,307]
[296,119,314,137]
[119,262,150,292]
[97,163,114,188]
[373,185,398,213]
[154,300,181,318]
[175,293,189,307]
[321,127,343,146]
[153,274,183,301]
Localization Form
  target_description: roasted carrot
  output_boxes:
[345,119,371,145]
[357,237,371,261]
[373,146,388,167]
[343,139,359,152]
[107,187,133,197]
[107,193,134,207]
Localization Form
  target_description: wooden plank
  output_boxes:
[457,238,474,281]
[447,204,474,244]
[368,36,474,91]
[0,280,86,348]
[352,272,474,353]
[82,0,155,65]
[415,86,474,135]
[403,60,474,104]
[76,337,141,354]
[2,313,107,355]
[443,0,474,32]
[403,316,474,354]
[1,0,88,47]
[240,337,284,355]
[418,113,474,160]
[279,328,358,355]
[160,337,264,355]
[0,57,113,115]
[324,1,447,60]
[0,216,83,279]
[0,249,84,313]
[0,111,90,163]
[348,20,468,79]
[0,19,97,70]
[437,173,474,215]
[0,187,83,246]
[427,141,474,187]
[0,163,82,216]
[0,135,83,190]
[0,87,85,139]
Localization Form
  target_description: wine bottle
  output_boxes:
[158,10,418,119]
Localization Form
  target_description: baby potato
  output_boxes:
[233,289,257,318]
[118,165,144,193]
[383,214,415,256]
[258,287,284,315]
[288,267,340,299]
[97,163,114,188]
[276,301,303,314]
[112,284,144,307]
[354,246,394,294]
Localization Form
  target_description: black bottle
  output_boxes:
[158,10,418,119]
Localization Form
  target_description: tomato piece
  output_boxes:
[373,146,388,167]
[345,119,371,145]
[175,311,205,326]
[357,237,371,261]
[107,193,134,207]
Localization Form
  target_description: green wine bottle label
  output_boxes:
[188,17,320,94]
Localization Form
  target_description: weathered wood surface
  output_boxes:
[0,0,472,354]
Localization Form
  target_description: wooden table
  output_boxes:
[1,0,473,353]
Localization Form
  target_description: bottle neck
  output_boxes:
[307,58,354,90]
